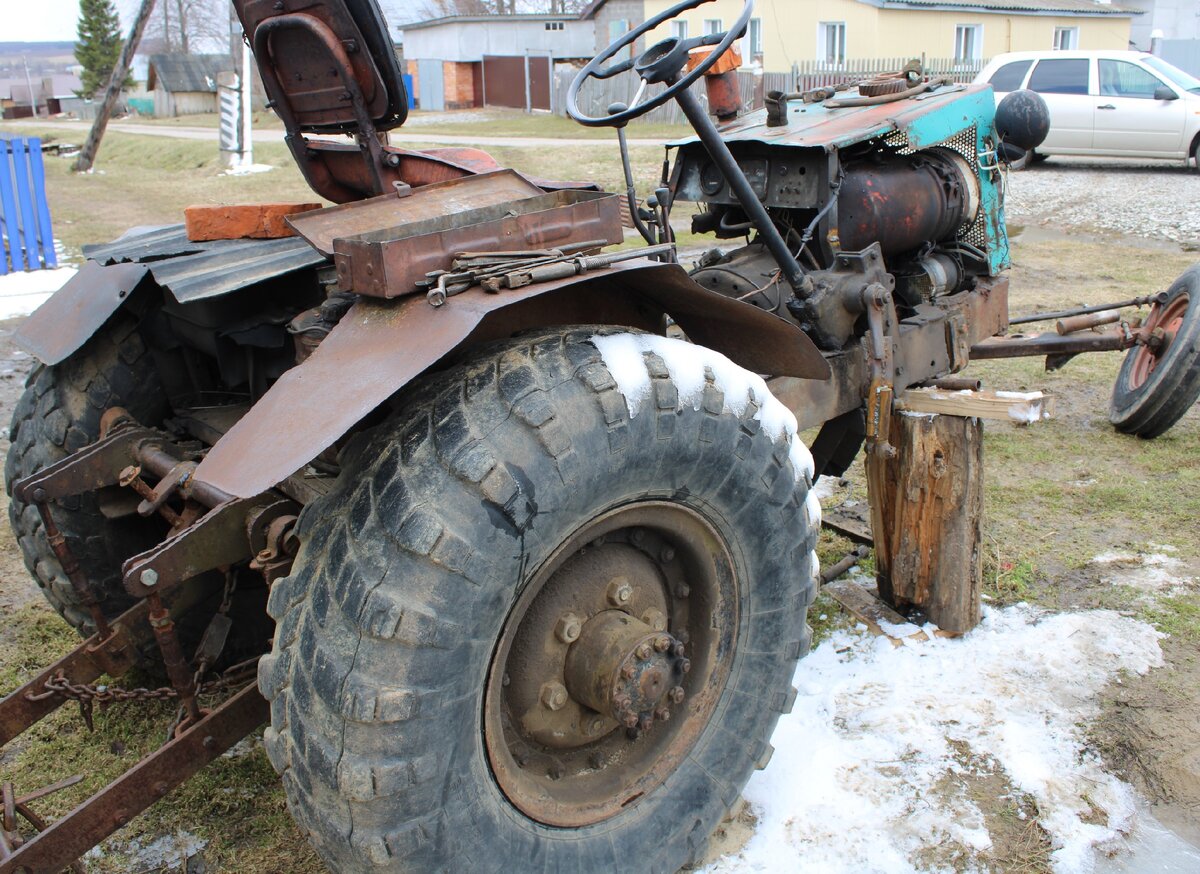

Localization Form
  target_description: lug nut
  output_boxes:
[676,583,690,598]
[555,613,583,644]
[642,608,667,631]
[635,643,652,661]
[607,578,633,607]
[654,635,671,653]
[622,711,639,729]
[589,751,606,769]
[678,658,691,674]
[631,528,645,544]
[669,686,685,704]
[502,673,510,687]
[655,707,671,722]
[548,762,565,780]
[587,717,607,736]
[540,682,568,711]
[620,664,636,680]
[639,714,654,732]
[672,642,686,657]
[614,694,631,712]
[661,546,675,561]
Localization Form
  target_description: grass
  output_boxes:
[0,120,1198,871]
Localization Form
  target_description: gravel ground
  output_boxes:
[1003,156,1200,246]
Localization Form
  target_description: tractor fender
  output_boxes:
[14,261,151,365]
[193,259,830,499]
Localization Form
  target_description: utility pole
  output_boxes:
[73,0,157,173]
[21,56,39,118]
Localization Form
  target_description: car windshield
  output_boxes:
[1143,56,1200,94]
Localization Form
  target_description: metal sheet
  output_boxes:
[13,261,149,365]
[194,260,829,498]
[287,168,543,256]
[82,224,326,303]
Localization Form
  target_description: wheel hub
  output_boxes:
[564,611,688,731]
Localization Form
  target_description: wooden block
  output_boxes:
[825,580,958,646]
[895,387,1053,423]
[184,202,322,242]
[821,505,873,545]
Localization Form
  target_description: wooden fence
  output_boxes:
[553,57,985,126]
[0,136,57,274]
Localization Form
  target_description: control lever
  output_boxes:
[609,101,657,245]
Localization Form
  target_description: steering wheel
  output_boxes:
[567,0,754,128]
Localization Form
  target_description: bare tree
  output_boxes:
[135,0,228,54]
[419,0,584,16]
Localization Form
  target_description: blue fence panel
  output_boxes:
[0,137,57,273]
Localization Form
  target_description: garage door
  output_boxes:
[483,56,551,111]
[418,59,444,112]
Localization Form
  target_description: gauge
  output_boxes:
[700,162,724,196]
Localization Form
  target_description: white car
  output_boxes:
[975,50,1200,169]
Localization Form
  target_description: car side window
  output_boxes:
[1099,60,1167,99]
[988,60,1032,92]
[1027,58,1089,95]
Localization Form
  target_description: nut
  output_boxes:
[639,714,654,732]
[676,583,690,598]
[140,568,159,587]
[548,762,566,780]
[661,546,675,561]
[641,608,667,631]
[622,711,639,729]
[654,635,672,653]
[540,681,568,711]
[672,642,686,657]
[620,664,636,680]
[635,643,652,661]
[678,658,692,674]
[669,685,686,704]
[655,707,671,722]
[555,613,583,644]
[606,578,633,607]
[587,717,607,736]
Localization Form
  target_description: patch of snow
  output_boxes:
[103,830,207,869]
[220,162,275,176]
[1094,798,1200,873]
[0,266,75,320]
[1089,552,1193,593]
[706,604,1165,874]
[591,333,814,483]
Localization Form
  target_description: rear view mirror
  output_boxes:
[1154,85,1178,101]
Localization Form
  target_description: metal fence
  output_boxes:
[0,137,58,274]
[553,57,986,126]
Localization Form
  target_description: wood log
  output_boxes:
[865,410,984,634]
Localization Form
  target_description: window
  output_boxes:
[749,17,763,58]
[703,18,723,35]
[671,20,688,40]
[988,59,1032,92]
[1099,59,1169,99]
[954,25,982,62]
[818,22,846,66]
[1027,58,1089,95]
[543,21,564,31]
[1053,27,1078,51]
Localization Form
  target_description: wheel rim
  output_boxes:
[1129,292,1190,390]
[483,501,739,827]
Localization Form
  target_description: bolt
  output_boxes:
[587,717,607,736]
[631,528,645,544]
[654,635,672,653]
[140,568,159,587]
[502,673,510,687]
[677,629,690,644]
[515,752,530,767]
[548,762,566,780]
[656,707,671,722]
[620,664,636,680]
[669,686,685,704]
[202,735,216,750]
[639,714,654,732]
[589,751,606,769]
[540,682,568,711]
[635,643,652,661]
[621,710,639,729]
[672,642,686,657]
[154,781,169,796]
[676,583,690,599]
[555,613,583,644]
[607,578,633,607]
[661,546,675,561]
[614,694,632,712]
[678,658,692,674]
[642,609,667,631]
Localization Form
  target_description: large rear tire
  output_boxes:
[260,328,819,872]
[6,317,170,634]
[1110,265,1200,438]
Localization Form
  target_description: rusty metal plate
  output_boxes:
[13,261,149,365]
[335,188,624,298]
[287,169,543,256]
[193,260,829,499]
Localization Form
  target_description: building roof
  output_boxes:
[400,13,583,30]
[862,0,1139,14]
[579,0,609,18]
[146,54,233,93]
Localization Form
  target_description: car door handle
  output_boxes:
[1097,104,1116,110]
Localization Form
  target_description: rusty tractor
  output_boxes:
[3,0,1199,871]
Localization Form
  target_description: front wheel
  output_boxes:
[1110,265,1200,438]
[259,328,820,872]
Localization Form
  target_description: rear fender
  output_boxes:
[193,260,829,498]
[14,261,150,365]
